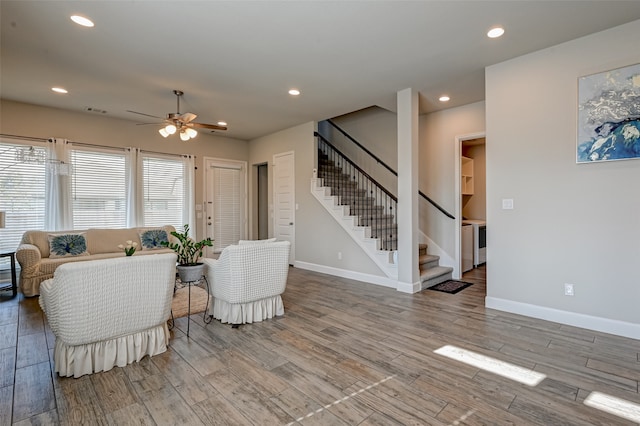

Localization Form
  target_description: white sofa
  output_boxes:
[203,240,291,325]
[39,253,177,378]
[16,225,176,296]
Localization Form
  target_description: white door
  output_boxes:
[273,151,295,264]
[204,158,247,256]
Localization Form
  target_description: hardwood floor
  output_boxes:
[1,265,639,425]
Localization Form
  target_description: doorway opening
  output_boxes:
[454,133,486,280]
[256,163,269,240]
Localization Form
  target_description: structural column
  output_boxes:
[396,88,420,293]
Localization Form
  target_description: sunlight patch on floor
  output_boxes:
[285,375,397,425]
[584,391,640,423]
[434,344,546,386]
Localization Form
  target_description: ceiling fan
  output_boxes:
[127,90,227,140]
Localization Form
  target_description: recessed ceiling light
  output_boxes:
[217,121,227,126]
[439,95,450,102]
[51,87,68,94]
[487,26,505,38]
[70,15,94,27]
[288,89,300,96]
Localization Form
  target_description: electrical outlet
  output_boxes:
[338,251,342,260]
[564,283,574,296]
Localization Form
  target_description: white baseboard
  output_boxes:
[396,281,422,294]
[294,261,397,289]
[486,297,640,340]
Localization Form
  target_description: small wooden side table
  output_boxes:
[0,252,18,298]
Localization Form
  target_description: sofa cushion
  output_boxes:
[48,233,90,258]
[86,228,142,255]
[138,228,169,250]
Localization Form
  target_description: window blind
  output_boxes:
[212,167,241,252]
[142,156,185,229]
[70,148,127,229]
[0,142,47,256]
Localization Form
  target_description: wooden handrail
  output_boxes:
[315,132,397,202]
[319,122,455,220]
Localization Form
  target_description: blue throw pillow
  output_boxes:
[48,233,90,258]
[139,229,169,250]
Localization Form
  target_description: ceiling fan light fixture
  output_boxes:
[185,128,198,138]
[165,124,177,135]
[179,130,190,141]
[159,128,170,138]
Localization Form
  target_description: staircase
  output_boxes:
[312,146,452,289]
[418,243,453,288]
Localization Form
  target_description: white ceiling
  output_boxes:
[2,1,640,141]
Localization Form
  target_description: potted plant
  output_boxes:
[162,224,213,282]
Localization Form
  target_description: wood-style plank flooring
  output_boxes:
[1,265,639,425]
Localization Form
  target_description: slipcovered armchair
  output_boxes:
[39,253,177,378]
[203,240,291,325]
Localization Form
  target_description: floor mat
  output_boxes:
[427,280,473,294]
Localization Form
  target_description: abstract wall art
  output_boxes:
[577,63,640,163]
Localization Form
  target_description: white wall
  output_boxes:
[249,122,385,277]
[486,20,640,338]
[0,99,248,241]
[325,106,398,193]
[419,101,486,257]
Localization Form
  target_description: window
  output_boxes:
[142,155,187,229]
[0,142,47,268]
[0,139,195,254]
[70,148,127,229]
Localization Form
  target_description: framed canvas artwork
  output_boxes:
[577,63,640,163]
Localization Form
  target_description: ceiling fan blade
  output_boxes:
[190,122,228,131]
[126,110,164,120]
[180,112,197,123]
[135,122,163,126]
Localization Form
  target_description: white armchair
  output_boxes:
[203,240,290,325]
[39,253,177,378]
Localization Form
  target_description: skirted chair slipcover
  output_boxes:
[203,240,290,325]
[39,253,177,378]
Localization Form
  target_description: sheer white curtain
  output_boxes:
[126,147,143,228]
[45,138,72,230]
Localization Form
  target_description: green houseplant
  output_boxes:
[162,224,213,282]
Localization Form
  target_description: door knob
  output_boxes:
[208,222,212,225]
[289,222,293,225]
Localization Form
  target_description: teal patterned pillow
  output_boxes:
[139,229,169,250]
[48,233,90,258]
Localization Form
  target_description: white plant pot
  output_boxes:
[176,263,205,283]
